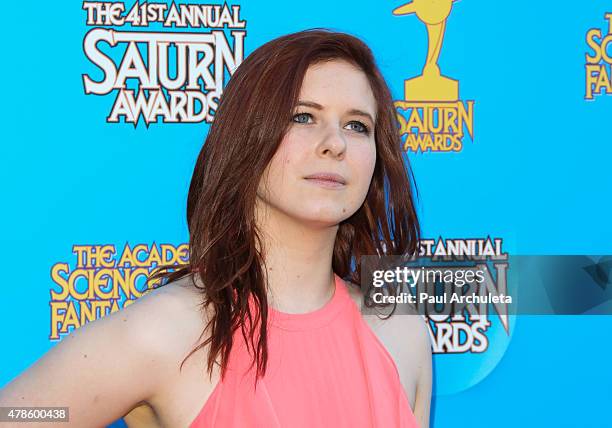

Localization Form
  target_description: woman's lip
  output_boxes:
[304,178,346,188]
[303,173,347,184]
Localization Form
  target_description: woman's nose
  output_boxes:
[317,124,347,158]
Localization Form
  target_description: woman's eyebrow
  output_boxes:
[296,100,375,124]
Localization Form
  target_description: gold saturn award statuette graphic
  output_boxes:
[393,0,474,153]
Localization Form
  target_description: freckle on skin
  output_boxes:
[84,354,87,358]
[342,208,346,213]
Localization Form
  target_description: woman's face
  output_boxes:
[256,59,377,228]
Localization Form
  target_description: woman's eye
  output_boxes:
[292,113,370,135]
[347,121,370,135]
[292,112,312,124]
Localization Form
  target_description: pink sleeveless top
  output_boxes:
[189,273,419,427]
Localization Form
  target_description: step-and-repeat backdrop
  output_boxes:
[1,1,611,427]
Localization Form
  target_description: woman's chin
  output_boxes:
[291,207,355,227]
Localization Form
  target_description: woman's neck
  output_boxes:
[254,201,339,314]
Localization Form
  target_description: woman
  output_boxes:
[0,29,431,427]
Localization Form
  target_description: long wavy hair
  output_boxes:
[147,28,420,384]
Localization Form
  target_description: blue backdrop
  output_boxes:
[1,1,611,427]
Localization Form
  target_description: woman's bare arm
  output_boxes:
[0,285,187,427]
[411,315,433,428]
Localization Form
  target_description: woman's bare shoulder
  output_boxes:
[121,273,216,427]
[136,273,213,362]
